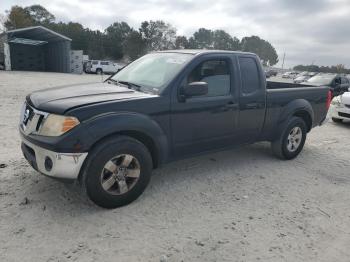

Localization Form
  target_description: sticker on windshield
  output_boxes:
[166,58,187,64]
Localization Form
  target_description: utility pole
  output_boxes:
[281,52,286,70]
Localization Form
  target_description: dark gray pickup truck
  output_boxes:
[19,50,331,208]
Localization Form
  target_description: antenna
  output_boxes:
[281,52,286,70]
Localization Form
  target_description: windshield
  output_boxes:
[111,53,193,94]
[306,75,335,85]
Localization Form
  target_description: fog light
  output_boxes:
[44,156,53,171]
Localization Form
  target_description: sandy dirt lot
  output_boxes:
[0,71,350,262]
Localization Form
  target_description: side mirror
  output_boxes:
[183,82,208,97]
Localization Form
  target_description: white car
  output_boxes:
[282,71,299,79]
[330,91,350,122]
[86,60,123,74]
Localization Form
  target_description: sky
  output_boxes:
[1,0,350,68]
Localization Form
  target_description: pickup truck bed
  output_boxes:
[262,82,329,141]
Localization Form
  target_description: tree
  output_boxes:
[1,4,281,64]
[213,30,240,50]
[139,20,176,51]
[4,6,34,30]
[24,5,55,24]
[105,22,132,59]
[175,36,189,49]
[190,28,213,49]
[240,36,278,66]
[123,30,146,60]
[294,64,350,74]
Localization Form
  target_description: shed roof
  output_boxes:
[5,26,71,42]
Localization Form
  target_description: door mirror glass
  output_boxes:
[183,82,208,97]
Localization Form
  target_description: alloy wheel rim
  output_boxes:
[100,154,140,195]
[287,126,302,152]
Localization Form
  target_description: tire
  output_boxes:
[332,117,343,123]
[96,68,103,75]
[271,117,307,160]
[81,136,152,208]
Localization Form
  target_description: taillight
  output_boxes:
[326,90,332,110]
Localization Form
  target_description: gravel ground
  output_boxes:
[0,71,350,262]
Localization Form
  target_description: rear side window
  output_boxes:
[100,61,109,65]
[92,61,98,65]
[239,57,260,94]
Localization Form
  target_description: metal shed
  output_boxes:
[1,26,72,73]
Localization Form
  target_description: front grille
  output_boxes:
[20,103,48,135]
[338,112,350,118]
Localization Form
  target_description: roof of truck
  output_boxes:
[158,49,256,56]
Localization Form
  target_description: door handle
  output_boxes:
[245,102,259,109]
[223,102,238,110]
[213,102,238,113]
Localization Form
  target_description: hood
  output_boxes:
[28,82,155,114]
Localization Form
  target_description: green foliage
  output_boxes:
[294,64,350,74]
[123,31,146,60]
[139,20,176,51]
[213,30,240,50]
[175,36,189,49]
[240,36,278,66]
[24,5,55,24]
[2,4,279,65]
[105,22,132,59]
[4,6,34,30]
[189,28,214,49]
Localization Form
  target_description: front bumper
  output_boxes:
[21,137,88,180]
[330,104,350,120]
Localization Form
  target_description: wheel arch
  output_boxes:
[273,99,314,140]
[293,110,312,132]
[82,112,169,168]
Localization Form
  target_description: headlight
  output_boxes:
[331,97,341,106]
[39,114,80,136]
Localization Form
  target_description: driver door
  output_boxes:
[170,55,239,158]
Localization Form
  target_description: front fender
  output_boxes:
[84,112,169,164]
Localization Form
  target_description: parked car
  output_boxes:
[303,73,350,97]
[19,50,331,208]
[282,71,299,79]
[85,60,123,74]
[294,72,317,84]
[265,69,278,78]
[330,91,350,122]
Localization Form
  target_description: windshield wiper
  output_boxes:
[107,79,150,93]
[116,80,145,92]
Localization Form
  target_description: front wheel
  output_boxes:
[271,117,307,160]
[81,136,152,208]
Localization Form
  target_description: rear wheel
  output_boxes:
[332,117,343,123]
[81,136,152,208]
[96,68,103,75]
[271,117,307,160]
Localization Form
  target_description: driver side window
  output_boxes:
[186,60,231,97]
